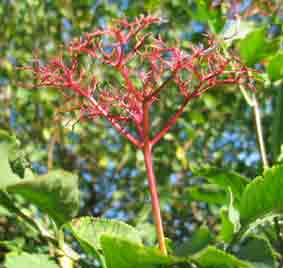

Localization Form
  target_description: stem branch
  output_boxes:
[152,94,193,146]
[88,96,142,148]
[142,102,167,255]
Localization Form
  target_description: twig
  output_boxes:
[48,128,59,170]
[252,94,269,169]
[240,86,269,169]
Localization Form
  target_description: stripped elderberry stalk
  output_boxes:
[23,15,254,255]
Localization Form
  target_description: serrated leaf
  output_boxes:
[236,236,276,268]
[5,252,59,268]
[175,225,214,257]
[101,235,181,268]
[193,246,251,268]
[68,216,142,255]
[186,184,228,205]
[194,167,249,201]
[7,170,79,226]
[267,52,283,81]
[240,165,283,228]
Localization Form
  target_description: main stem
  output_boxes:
[142,102,167,255]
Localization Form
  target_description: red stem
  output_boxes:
[152,93,193,146]
[88,96,142,148]
[142,102,167,255]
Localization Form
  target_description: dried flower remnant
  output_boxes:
[23,15,254,255]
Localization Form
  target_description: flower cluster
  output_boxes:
[23,15,254,149]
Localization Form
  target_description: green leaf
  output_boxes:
[136,223,156,245]
[188,0,225,33]
[194,167,249,201]
[272,87,283,161]
[0,143,21,189]
[175,225,214,257]
[101,235,181,268]
[0,130,19,146]
[186,184,228,205]
[239,28,278,66]
[267,52,283,81]
[228,188,241,233]
[236,236,276,268]
[7,170,79,226]
[0,238,25,252]
[0,130,26,178]
[68,216,142,254]
[203,94,219,109]
[5,252,59,268]
[219,209,234,243]
[193,246,251,268]
[240,165,283,228]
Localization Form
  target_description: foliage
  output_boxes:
[1,0,283,268]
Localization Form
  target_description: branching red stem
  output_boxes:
[22,15,255,256]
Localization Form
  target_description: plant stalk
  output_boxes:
[252,94,269,170]
[143,143,167,255]
[142,101,167,255]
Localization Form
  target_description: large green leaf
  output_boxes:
[175,225,214,257]
[68,217,142,254]
[7,170,80,226]
[240,165,283,228]
[194,167,249,201]
[239,28,278,66]
[100,235,181,268]
[193,246,251,268]
[186,184,227,205]
[236,236,276,268]
[5,252,59,268]
[267,52,283,81]
[0,143,21,189]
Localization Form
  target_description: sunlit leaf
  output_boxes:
[193,246,251,268]
[7,170,79,226]
[240,165,283,228]
[5,252,59,268]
